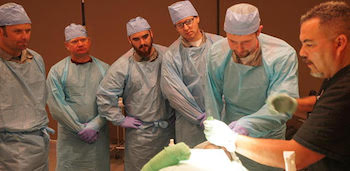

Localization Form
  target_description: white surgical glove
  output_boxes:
[204,119,237,152]
[267,93,297,114]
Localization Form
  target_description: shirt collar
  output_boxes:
[0,48,33,63]
[71,56,92,65]
[181,30,206,48]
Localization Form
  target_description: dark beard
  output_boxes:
[132,38,153,60]
[135,44,152,58]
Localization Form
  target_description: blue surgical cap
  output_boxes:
[168,1,198,24]
[126,16,151,36]
[224,3,261,35]
[0,3,31,26]
[65,23,87,41]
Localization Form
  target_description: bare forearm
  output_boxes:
[235,135,287,168]
[235,135,325,169]
[293,96,316,119]
[296,96,316,113]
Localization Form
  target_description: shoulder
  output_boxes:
[307,67,350,120]
[260,33,296,56]
[48,57,70,75]
[204,32,224,43]
[91,56,110,68]
[27,48,42,59]
[167,37,182,52]
[259,33,297,65]
[107,49,133,74]
[208,38,230,61]
[321,67,350,101]
[27,48,44,64]
[112,49,133,66]
[153,44,168,54]
[163,38,182,62]
[206,38,231,75]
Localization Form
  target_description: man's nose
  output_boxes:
[77,40,84,46]
[21,32,30,40]
[299,45,307,57]
[140,38,146,44]
[183,24,190,30]
[236,44,244,53]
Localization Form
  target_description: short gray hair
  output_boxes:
[301,1,350,39]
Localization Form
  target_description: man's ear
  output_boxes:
[335,34,348,57]
[127,36,131,44]
[149,30,154,39]
[64,42,70,51]
[196,16,200,24]
[0,27,4,38]
[256,25,263,37]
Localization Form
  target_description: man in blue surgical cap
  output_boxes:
[47,23,110,171]
[205,3,299,170]
[0,3,50,171]
[161,0,223,148]
[96,16,175,171]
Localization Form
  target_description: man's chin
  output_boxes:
[75,52,90,57]
[17,45,28,50]
[310,72,324,78]
[183,34,195,42]
[76,50,89,54]
[138,49,151,57]
[234,51,250,58]
[138,52,150,57]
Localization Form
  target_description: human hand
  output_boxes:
[204,118,237,152]
[118,97,124,108]
[120,116,142,129]
[78,127,98,144]
[228,121,249,135]
[196,112,207,127]
[267,93,297,114]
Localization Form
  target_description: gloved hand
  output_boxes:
[228,121,249,136]
[78,127,98,144]
[196,112,207,127]
[267,93,297,114]
[204,118,237,152]
[120,116,142,129]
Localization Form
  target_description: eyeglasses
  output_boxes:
[175,17,195,29]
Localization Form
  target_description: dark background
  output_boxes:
[1,0,336,140]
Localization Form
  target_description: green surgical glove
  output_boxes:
[267,93,297,114]
[204,118,237,152]
[141,142,191,171]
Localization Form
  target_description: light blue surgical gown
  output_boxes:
[0,49,49,171]
[96,44,175,171]
[160,33,223,147]
[206,33,299,170]
[47,56,110,171]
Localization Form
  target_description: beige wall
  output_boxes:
[2,0,327,140]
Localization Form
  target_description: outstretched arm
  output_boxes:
[235,135,324,169]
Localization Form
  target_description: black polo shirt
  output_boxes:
[293,65,350,170]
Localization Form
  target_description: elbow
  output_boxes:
[294,152,325,170]
[295,161,310,170]
[289,140,325,170]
